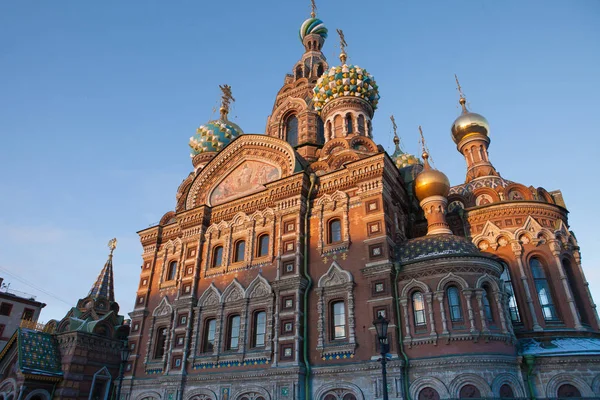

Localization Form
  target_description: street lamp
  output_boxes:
[115,340,131,400]
[373,315,390,400]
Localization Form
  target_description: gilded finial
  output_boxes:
[418,125,431,166]
[454,74,468,113]
[390,115,400,147]
[336,28,347,64]
[218,84,235,120]
[108,238,117,256]
[310,0,317,18]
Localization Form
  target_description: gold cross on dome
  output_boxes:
[336,29,348,63]
[454,74,465,99]
[390,115,398,136]
[310,0,317,18]
[108,238,117,255]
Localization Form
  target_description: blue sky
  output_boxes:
[0,1,599,322]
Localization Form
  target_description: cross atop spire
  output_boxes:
[310,0,317,18]
[454,74,468,113]
[336,28,348,64]
[219,84,235,120]
[87,239,116,303]
[390,115,401,149]
[418,125,431,165]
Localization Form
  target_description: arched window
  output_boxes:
[333,114,343,137]
[499,384,515,399]
[328,218,342,244]
[326,120,333,140]
[412,292,426,327]
[331,301,346,340]
[234,240,245,263]
[203,318,216,353]
[167,261,177,281]
[447,286,463,322]
[212,246,223,268]
[253,311,266,347]
[482,285,494,322]
[154,327,167,359]
[286,114,299,147]
[357,114,365,135]
[317,117,325,143]
[418,387,440,400]
[500,262,521,323]
[557,383,581,398]
[345,113,353,133]
[563,258,588,324]
[295,65,302,79]
[530,258,558,321]
[257,234,269,257]
[317,63,324,77]
[459,384,481,398]
[228,315,241,350]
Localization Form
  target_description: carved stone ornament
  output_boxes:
[152,296,173,317]
[318,261,353,288]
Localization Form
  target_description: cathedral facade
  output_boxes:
[121,8,600,400]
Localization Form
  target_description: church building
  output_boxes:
[118,5,600,400]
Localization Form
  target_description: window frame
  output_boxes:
[482,285,494,323]
[153,327,168,359]
[227,314,242,350]
[166,260,178,281]
[327,218,342,244]
[330,300,347,340]
[500,261,522,324]
[0,303,13,316]
[446,286,463,323]
[202,318,217,353]
[211,245,224,268]
[233,240,245,263]
[252,310,267,348]
[285,114,299,147]
[256,234,270,257]
[530,257,559,322]
[412,291,427,329]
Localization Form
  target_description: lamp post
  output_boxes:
[115,340,131,400]
[373,315,390,400]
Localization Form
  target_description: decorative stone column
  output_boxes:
[548,240,584,330]
[400,298,412,342]
[511,241,543,331]
[462,289,477,333]
[435,291,449,335]
[425,292,437,338]
[475,290,490,334]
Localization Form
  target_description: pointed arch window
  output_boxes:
[447,286,463,322]
[233,240,245,263]
[202,318,216,353]
[228,315,241,350]
[286,114,299,147]
[211,246,223,268]
[500,262,521,323]
[530,258,559,321]
[257,234,269,257]
[253,311,266,347]
[328,218,342,244]
[345,113,353,134]
[154,327,167,359]
[167,261,177,281]
[412,292,426,327]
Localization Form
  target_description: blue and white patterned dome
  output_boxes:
[189,119,243,156]
[300,17,328,42]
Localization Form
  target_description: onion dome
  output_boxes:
[398,234,479,263]
[189,84,243,158]
[312,64,380,112]
[451,75,489,144]
[189,119,243,156]
[414,151,450,201]
[300,17,328,42]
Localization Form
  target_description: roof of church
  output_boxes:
[17,328,62,377]
[88,253,115,302]
[519,338,600,357]
[398,234,480,264]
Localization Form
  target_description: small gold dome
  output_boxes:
[451,99,490,144]
[414,153,450,201]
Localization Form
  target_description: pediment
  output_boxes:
[152,296,173,317]
[185,135,301,209]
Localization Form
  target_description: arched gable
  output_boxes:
[198,283,221,308]
[544,373,594,398]
[409,376,450,400]
[153,297,173,318]
[222,279,245,303]
[314,382,365,400]
[437,272,470,291]
[400,278,431,298]
[491,373,527,398]
[476,273,500,292]
[185,135,301,209]
[245,274,272,299]
[449,373,493,398]
[318,261,353,288]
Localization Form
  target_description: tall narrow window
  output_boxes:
[253,311,266,347]
[482,286,494,322]
[328,218,342,244]
[563,258,588,325]
[212,246,223,268]
[332,301,346,339]
[286,115,299,147]
[413,292,426,327]
[500,262,521,323]
[154,328,167,359]
[345,114,353,133]
[317,118,325,143]
[203,318,216,353]
[447,286,463,322]
[167,261,177,281]
[530,258,559,321]
[317,63,324,77]
[357,114,365,135]
[234,240,245,263]
[257,234,269,257]
[228,315,241,350]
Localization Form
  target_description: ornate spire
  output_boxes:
[454,74,468,113]
[336,28,347,64]
[418,125,431,166]
[88,238,116,302]
[218,84,235,120]
[310,0,317,18]
[391,115,401,149]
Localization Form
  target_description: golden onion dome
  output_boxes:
[451,98,490,144]
[414,152,450,201]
